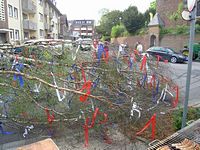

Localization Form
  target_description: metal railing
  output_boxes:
[23,20,37,31]
[22,0,36,14]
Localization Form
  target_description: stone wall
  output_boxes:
[111,34,200,52]
[160,34,200,51]
[111,35,150,50]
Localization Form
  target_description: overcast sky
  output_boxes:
[57,0,155,22]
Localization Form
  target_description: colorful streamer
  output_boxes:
[83,108,108,147]
[172,86,179,108]
[45,108,55,125]
[0,122,14,135]
[136,113,156,140]
[79,81,92,102]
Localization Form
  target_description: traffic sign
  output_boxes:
[181,10,191,21]
[187,0,196,11]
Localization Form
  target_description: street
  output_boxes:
[170,61,200,107]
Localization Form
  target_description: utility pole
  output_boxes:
[181,0,197,128]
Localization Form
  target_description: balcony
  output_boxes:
[22,0,36,14]
[44,8,49,15]
[44,23,49,30]
[81,27,87,30]
[48,26,53,32]
[49,12,53,18]
[23,20,37,31]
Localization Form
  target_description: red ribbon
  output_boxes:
[83,108,108,147]
[156,55,162,68]
[150,74,156,89]
[79,80,92,102]
[136,113,156,140]
[172,86,179,108]
[45,108,55,125]
[140,55,147,72]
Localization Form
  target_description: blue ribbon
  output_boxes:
[152,79,160,103]
[93,77,100,89]
[0,122,14,135]
[141,73,147,88]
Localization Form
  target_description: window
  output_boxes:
[0,0,5,21]
[24,32,29,40]
[10,29,14,40]
[86,21,92,24]
[8,4,13,17]
[55,23,57,30]
[39,13,43,22]
[40,29,44,37]
[38,0,43,5]
[14,7,18,18]
[15,30,19,40]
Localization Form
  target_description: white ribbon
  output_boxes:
[33,82,41,93]
[51,72,66,102]
[23,125,34,138]
[72,45,80,61]
[130,97,142,119]
[148,84,174,111]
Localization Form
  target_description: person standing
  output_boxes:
[136,42,143,54]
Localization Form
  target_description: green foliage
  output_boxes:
[150,0,156,10]
[195,24,200,33]
[97,3,156,37]
[144,0,156,26]
[97,10,123,36]
[111,24,127,38]
[172,107,200,131]
[122,6,145,34]
[136,27,148,35]
[160,25,189,35]
[169,3,183,24]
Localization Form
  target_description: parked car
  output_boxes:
[180,43,200,60]
[75,38,92,51]
[146,46,188,63]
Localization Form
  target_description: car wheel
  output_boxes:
[170,57,177,63]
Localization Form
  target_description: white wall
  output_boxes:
[37,0,44,39]
[7,0,23,44]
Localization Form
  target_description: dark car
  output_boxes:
[146,47,188,63]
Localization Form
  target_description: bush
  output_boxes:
[160,25,189,35]
[111,24,127,38]
[172,107,200,131]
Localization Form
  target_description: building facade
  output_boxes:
[69,20,95,40]
[0,0,68,44]
[0,0,9,43]
[7,0,22,44]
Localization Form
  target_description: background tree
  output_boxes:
[96,10,123,39]
[111,24,128,38]
[143,0,156,26]
[122,6,145,34]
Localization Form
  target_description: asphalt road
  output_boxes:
[169,61,200,107]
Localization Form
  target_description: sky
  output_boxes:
[57,0,155,23]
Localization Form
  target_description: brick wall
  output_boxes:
[160,34,200,51]
[156,0,187,27]
[111,34,200,52]
[111,35,150,50]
